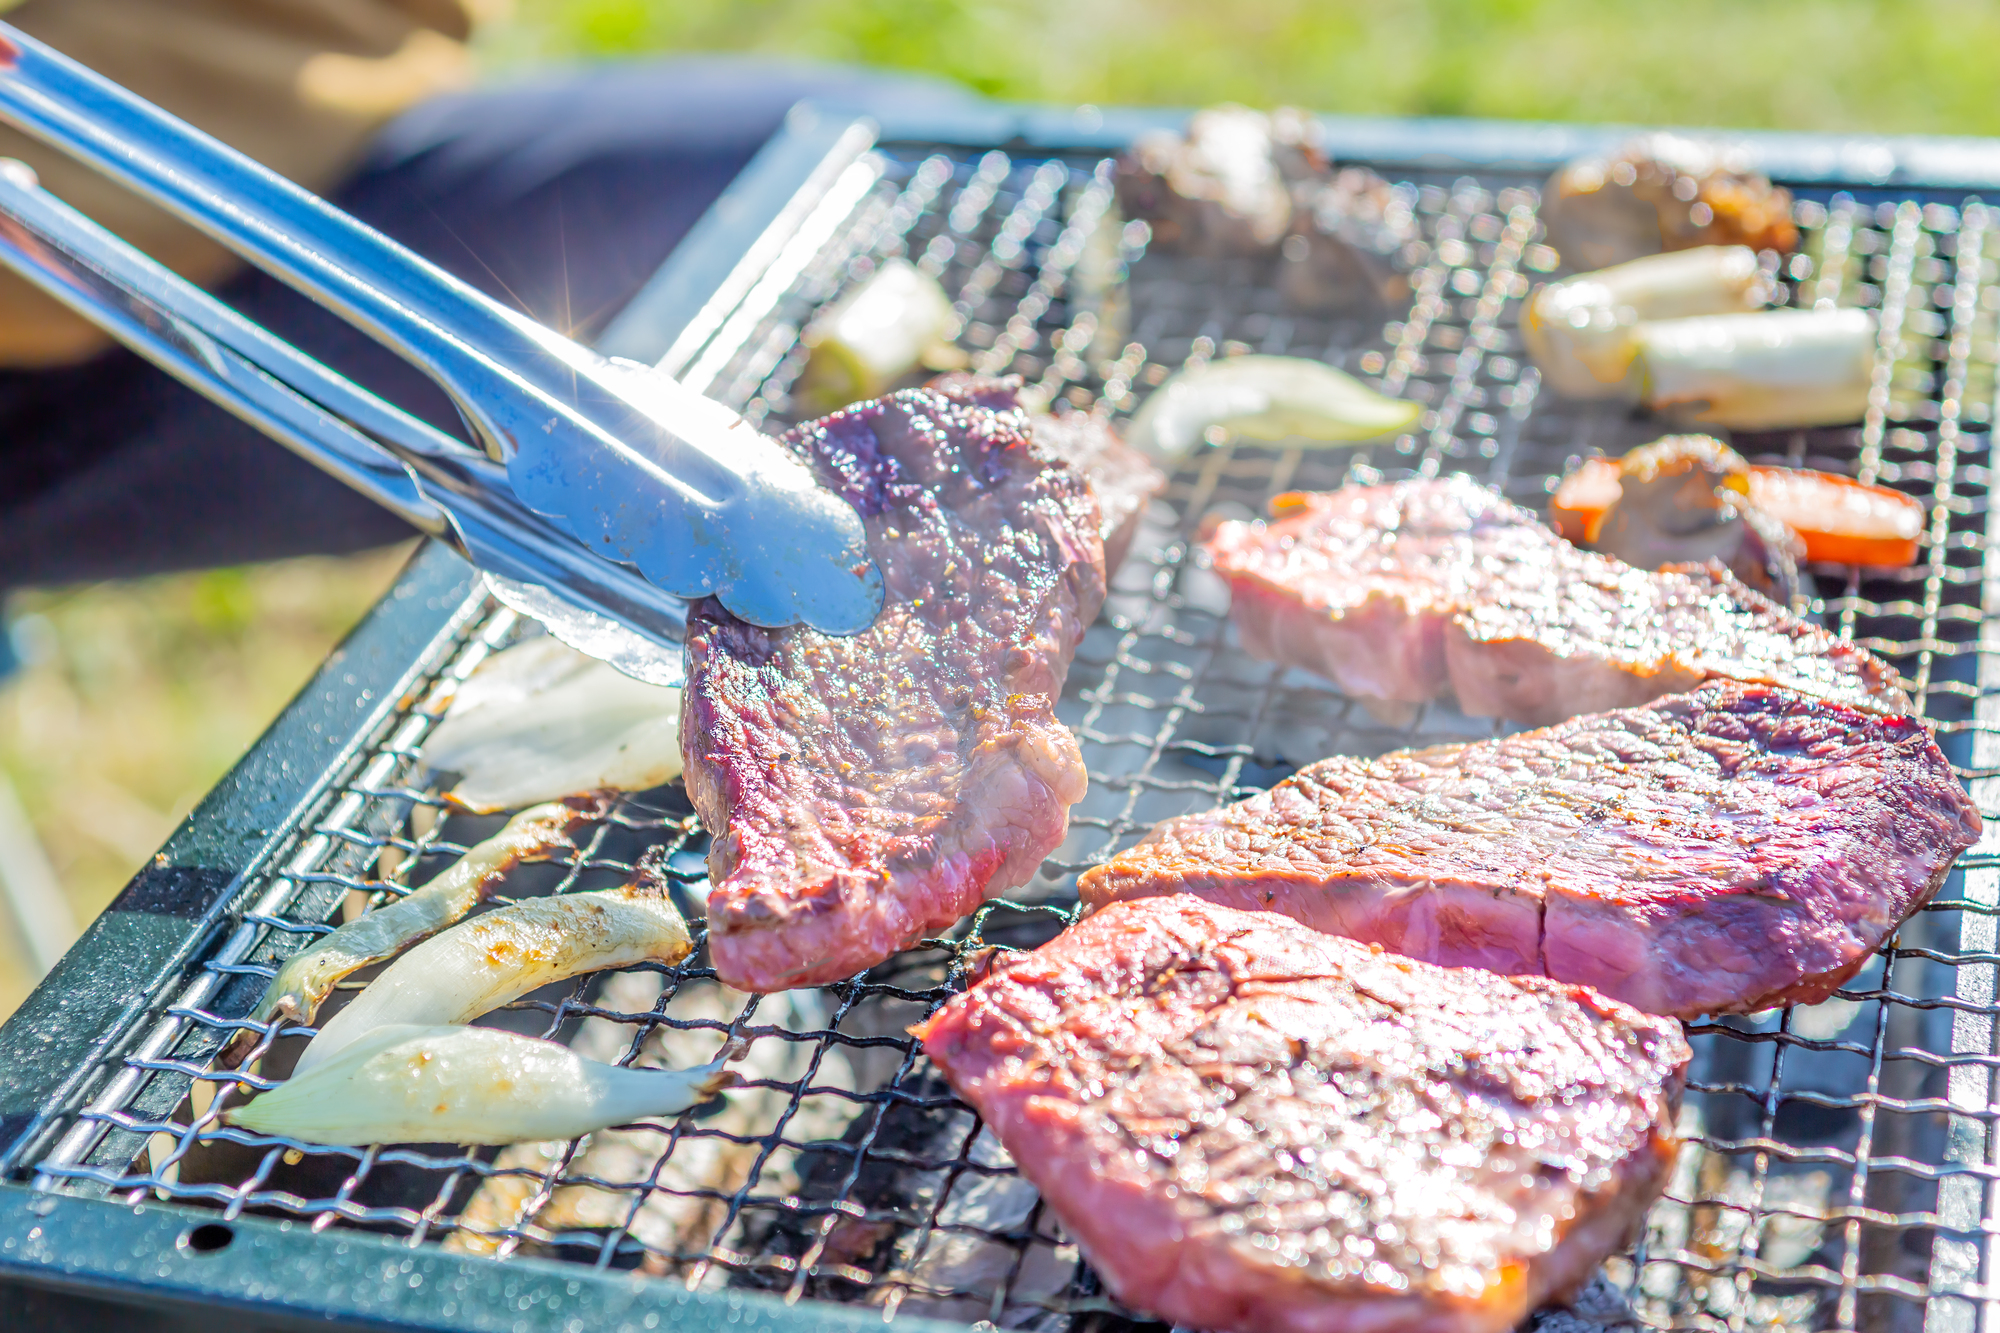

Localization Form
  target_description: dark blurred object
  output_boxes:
[1587,435,1803,603]
[1116,104,1313,253]
[1116,105,1406,314]
[1540,133,1798,270]
[1277,164,1414,313]
[0,0,480,369]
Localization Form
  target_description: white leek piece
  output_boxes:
[225,1025,732,1147]
[1637,307,1877,429]
[444,979,841,1256]
[795,258,962,412]
[245,800,601,1031]
[1522,246,1769,398]
[296,881,692,1073]
[1124,355,1420,464]
[425,637,682,813]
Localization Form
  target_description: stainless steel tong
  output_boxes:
[0,23,885,686]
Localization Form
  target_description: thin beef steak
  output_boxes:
[1028,409,1165,575]
[1204,475,1910,724]
[1080,682,1979,1017]
[930,373,1167,575]
[683,381,1106,992]
[917,895,1690,1333]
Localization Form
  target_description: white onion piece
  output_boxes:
[1522,246,1768,399]
[1637,307,1877,429]
[297,883,692,1074]
[246,801,595,1030]
[426,638,682,813]
[226,1025,732,1147]
[795,258,962,412]
[1125,355,1420,464]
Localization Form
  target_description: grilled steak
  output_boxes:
[917,895,1690,1333]
[683,381,1106,992]
[1205,475,1910,724]
[1081,682,1979,1017]
[929,373,1166,575]
[1029,408,1165,574]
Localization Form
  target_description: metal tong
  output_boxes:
[0,24,885,686]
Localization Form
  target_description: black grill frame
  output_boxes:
[4,105,2000,1332]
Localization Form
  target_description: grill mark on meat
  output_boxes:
[917,895,1691,1333]
[929,373,1167,577]
[1026,409,1165,574]
[1203,475,1911,724]
[1080,681,1980,1018]
[683,381,1106,992]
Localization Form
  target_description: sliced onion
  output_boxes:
[1125,355,1420,464]
[245,799,602,1032]
[226,1024,732,1147]
[425,637,681,813]
[297,881,691,1073]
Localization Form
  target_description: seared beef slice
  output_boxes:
[928,373,1166,575]
[1205,475,1909,723]
[917,895,1690,1333]
[684,383,1107,991]
[1028,409,1165,574]
[1081,682,1978,1017]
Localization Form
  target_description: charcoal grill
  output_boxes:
[2,104,1999,1333]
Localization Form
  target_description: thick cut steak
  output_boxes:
[1081,682,1979,1017]
[683,382,1106,992]
[917,895,1689,1333]
[1204,475,1910,723]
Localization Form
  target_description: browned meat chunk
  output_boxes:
[1117,107,1402,315]
[1589,434,1803,603]
[1116,105,1320,255]
[682,381,1106,992]
[917,894,1690,1333]
[1279,166,1416,314]
[1080,682,1979,1018]
[1204,475,1909,724]
[1540,134,1798,270]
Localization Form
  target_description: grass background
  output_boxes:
[3,0,1996,1012]
[505,0,2000,136]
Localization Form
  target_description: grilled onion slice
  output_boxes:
[1126,354,1420,464]
[425,637,682,813]
[226,1024,732,1147]
[296,868,691,1074]
[242,797,609,1036]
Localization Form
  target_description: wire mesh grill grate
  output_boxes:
[21,139,2000,1332]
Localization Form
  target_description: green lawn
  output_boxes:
[504,0,2000,137]
[0,549,414,1013]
